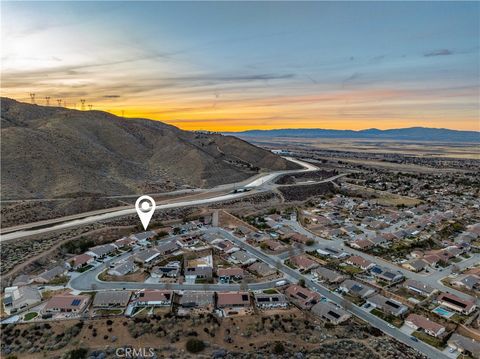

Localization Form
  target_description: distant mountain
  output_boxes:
[225,127,480,143]
[0,98,299,199]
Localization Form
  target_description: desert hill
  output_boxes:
[1,98,298,200]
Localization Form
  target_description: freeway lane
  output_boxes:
[0,157,320,242]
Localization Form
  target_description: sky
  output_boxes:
[1,1,479,131]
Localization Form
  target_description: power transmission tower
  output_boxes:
[80,99,85,111]
[45,96,50,106]
[57,99,62,106]
[29,93,36,104]
[88,104,92,111]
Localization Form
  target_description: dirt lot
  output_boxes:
[1,308,426,358]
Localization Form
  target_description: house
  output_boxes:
[217,292,251,308]
[316,247,349,259]
[350,239,374,250]
[368,236,389,246]
[11,274,32,287]
[447,333,480,358]
[151,265,180,278]
[345,256,374,270]
[133,249,160,265]
[130,231,157,242]
[68,254,94,270]
[366,294,408,317]
[93,290,132,308]
[108,259,137,276]
[403,279,436,297]
[3,286,41,314]
[185,266,213,282]
[32,266,67,284]
[86,244,117,259]
[285,285,319,309]
[451,275,480,292]
[403,259,427,273]
[422,254,441,267]
[311,301,351,324]
[115,237,136,249]
[253,293,288,309]
[290,255,319,271]
[369,266,404,284]
[43,294,90,314]
[211,239,239,254]
[288,233,311,245]
[230,250,256,265]
[131,290,172,307]
[217,267,244,282]
[437,292,476,315]
[248,261,276,277]
[157,241,180,255]
[405,314,445,337]
[178,291,215,309]
[312,267,345,284]
[339,279,376,298]
[262,239,287,252]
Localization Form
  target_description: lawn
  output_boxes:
[340,265,364,275]
[24,312,38,321]
[412,330,445,349]
[77,264,94,273]
[95,309,124,316]
[370,308,403,327]
[263,289,278,294]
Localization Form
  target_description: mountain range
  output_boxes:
[0,98,298,200]
[224,127,479,143]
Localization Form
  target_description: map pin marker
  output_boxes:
[135,195,156,230]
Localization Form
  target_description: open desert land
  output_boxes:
[246,137,480,160]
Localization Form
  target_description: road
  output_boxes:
[0,157,320,242]
[285,219,479,305]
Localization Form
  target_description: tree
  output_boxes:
[298,278,306,287]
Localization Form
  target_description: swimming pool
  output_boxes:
[433,306,454,318]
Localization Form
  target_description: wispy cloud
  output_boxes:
[424,49,453,57]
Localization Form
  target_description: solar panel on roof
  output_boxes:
[351,284,362,292]
[71,299,81,306]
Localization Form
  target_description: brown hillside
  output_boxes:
[0,97,299,200]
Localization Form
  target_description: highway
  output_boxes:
[0,157,320,242]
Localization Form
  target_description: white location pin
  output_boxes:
[135,195,156,230]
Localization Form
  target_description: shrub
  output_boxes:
[185,338,205,353]
[64,347,88,359]
[273,342,285,354]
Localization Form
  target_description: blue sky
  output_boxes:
[1,1,479,131]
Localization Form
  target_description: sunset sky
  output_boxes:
[1,1,479,131]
